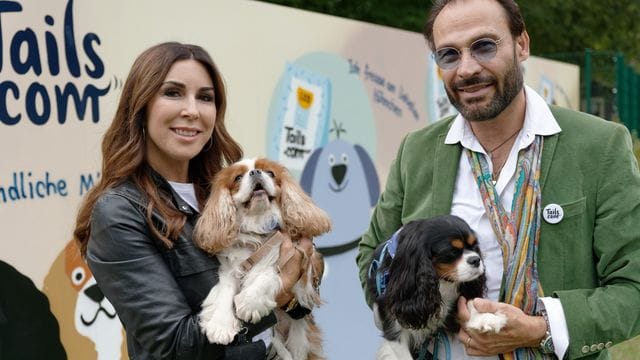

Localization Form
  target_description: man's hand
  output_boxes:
[457,297,547,355]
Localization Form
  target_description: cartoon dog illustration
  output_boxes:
[44,240,126,360]
[299,138,382,359]
[300,138,380,255]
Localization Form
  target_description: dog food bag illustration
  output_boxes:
[273,62,331,172]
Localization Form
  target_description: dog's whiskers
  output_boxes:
[438,267,459,282]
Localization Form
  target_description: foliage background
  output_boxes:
[257,0,640,68]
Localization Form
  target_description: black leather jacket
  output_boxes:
[87,172,276,360]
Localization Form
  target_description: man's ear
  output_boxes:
[516,30,530,62]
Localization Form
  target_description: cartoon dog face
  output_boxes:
[44,240,126,360]
[300,139,380,254]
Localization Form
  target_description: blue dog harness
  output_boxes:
[368,228,401,297]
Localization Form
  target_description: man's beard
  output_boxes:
[445,59,523,122]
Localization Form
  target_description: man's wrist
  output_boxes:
[527,315,549,348]
[537,309,555,354]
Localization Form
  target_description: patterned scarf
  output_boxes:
[466,135,552,360]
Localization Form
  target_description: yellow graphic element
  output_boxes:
[297,87,314,109]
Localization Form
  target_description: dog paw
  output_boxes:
[199,313,241,344]
[466,301,507,333]
[234,292,276,323]
[466,311,507,333]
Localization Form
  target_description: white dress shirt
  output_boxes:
[432,86,567,359]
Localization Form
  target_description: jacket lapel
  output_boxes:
[540,133,559,193]
[430,132,462,216]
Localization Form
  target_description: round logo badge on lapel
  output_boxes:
[543,203,564,224]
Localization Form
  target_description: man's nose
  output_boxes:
[456,50,483,77]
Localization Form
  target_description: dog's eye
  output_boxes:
[71,267,86,286]
[265,170,275,178]
[434,252,458,264]
[432,245,463,263]
[234,175,243,182]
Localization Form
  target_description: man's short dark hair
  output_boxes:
[423,0,526,51]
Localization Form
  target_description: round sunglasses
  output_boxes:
[434,37,504,70]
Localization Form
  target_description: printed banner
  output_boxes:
[0,1,579,359]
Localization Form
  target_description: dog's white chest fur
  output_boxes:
[439,280,459,307]
[428,280,458,329]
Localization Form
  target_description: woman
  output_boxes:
[74,42,311,359]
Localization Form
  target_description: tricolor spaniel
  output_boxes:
[367,215,506,359]
[194,158,331,360]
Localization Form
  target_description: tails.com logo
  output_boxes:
[0,0,117,126]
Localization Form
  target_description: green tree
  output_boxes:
[519,0,640,68]
[258,0,428,31]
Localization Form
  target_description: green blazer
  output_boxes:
[357,106,640,359]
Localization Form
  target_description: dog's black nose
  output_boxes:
[249,169,262,177]
[85,284,105,303]
[331,164,347,185]
[467,256,481,267]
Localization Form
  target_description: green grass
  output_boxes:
[611,335,640,359]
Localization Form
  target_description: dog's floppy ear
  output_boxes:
[279,168,331,239]
[385,223,441,329]
[194,185,237,254]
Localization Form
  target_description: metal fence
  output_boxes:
[546,50,639,137]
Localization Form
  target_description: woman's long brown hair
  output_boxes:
[74,42,242,255]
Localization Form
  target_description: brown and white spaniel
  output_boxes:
[194,158,331,360]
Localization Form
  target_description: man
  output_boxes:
[356,0,640,359]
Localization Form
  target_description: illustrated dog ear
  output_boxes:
[194,186,237,254]
[353,144,380,206]
[385,228,441,329]
[300,147,322,194]
[279,170,331,239]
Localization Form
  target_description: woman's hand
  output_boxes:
[457,297,547,356]
[275,236,313,307]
